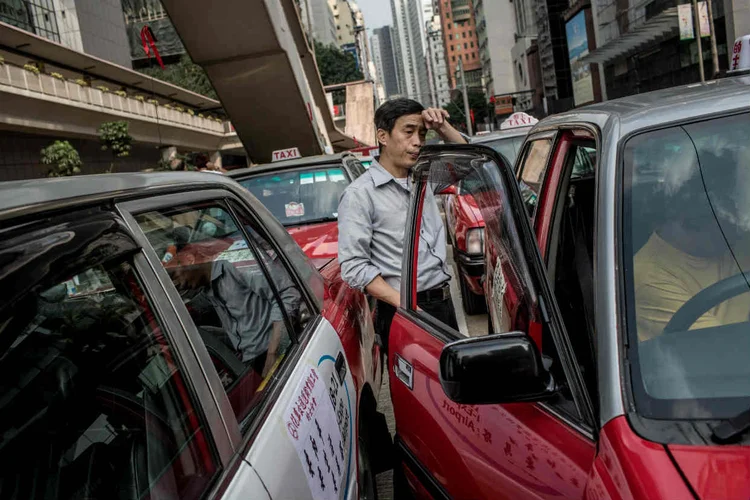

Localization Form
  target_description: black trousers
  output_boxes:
[374,287,459,356]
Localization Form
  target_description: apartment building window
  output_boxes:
[449,34,453,40]
[469,30,473,36]
[465,54,469,61]
[448,23,451,29]
[472,53,476,59]
[2,0,60,43]
[451,45,454,51]
[452,55,456,62]
[464,43,467,49]
[471,41,474,47]
[462,32,466,38]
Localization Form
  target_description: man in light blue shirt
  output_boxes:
[337,98,467,353]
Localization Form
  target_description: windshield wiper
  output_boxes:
[712,406,750,443]
[283,216,338,228]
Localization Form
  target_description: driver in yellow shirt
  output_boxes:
[633,141,750,341]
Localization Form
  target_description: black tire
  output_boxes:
[459,272,487,315]
[358,416,379,500]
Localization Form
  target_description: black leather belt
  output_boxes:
[416,283,451,302]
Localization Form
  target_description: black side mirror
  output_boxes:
[439,332,556,405]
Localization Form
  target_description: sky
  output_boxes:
[357,0,393,31]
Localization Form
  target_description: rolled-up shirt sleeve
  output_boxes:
[337,187,381,291]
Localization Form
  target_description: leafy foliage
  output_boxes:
[41,141,82,177]
[138,54,218,100]
[98,121,133,159]
[443,90,491,131]
[314,41,363,86]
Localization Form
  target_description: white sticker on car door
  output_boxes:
[285,365,345,500]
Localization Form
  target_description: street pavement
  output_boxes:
[375,245,487,498]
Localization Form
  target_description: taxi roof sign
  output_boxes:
[272,147,302,162]
[500,112,538,130]
[729,35,750,74]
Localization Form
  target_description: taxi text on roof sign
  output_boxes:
[500,112,538,130]
[272,147,302,162]
[729,34,750,74]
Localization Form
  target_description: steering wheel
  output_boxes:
[663,272,750,333]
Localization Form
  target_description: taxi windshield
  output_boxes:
[480,135,526,165]
[623,112,750,420]
[239,166,350,226]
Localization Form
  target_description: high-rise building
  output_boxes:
[509,0,540,114]
[390,0,430,102]
[437,0,482,90]
[534,0,573,113]
[425,14,451,107]
[329,0,356,46]
[2,0,131,67]
[300,0,337,46]
[473,0,516,98]
[371,26,401,98]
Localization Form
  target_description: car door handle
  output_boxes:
[393,354,413,390]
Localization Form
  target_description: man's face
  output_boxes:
[380,113,427,170]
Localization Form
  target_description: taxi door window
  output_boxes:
[135,202,302,431]
[518,139,554,218]
[410,152,587,423]
[0,218,218,499]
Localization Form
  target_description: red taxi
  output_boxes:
[443,120,534,315]
[230,153,366,269]
[388,77,750,499]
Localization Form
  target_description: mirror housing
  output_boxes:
[439,185,458,195]
[439,332,556,405]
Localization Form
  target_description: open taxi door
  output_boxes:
[388,144,595,498]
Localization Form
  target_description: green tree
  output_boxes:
[314,41,363,86]
[99,121,133,172]
[443,90,490,131]
[138,54,218,100]
[41,140,82,177]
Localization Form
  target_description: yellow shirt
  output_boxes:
[633,233,750,341]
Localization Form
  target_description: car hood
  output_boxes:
[286,221,338,269]
[668,444,750,498]
[457,193,484,226]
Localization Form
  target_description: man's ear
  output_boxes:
[377,128,389,149]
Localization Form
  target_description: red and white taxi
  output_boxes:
[389,76,750,499]
[230,153,367,270]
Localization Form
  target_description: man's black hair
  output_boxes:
[375,98,425,135]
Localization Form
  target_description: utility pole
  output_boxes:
[458,57,473,136]
[691,0,705,82]
[706,0,720,78]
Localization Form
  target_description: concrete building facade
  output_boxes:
[425,14,451,107]
[437,0,482,89]
[509,0,540,114]
[1,0,131,67]
[391,0,430,102]
[473,0,516,97]
[300,0,337,46]
[371,25,401,98]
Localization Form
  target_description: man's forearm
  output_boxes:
[365,275,401,307]
[438,123,468,144]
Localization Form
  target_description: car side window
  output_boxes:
[518,139,554,218]
[410,152,587,423]
[135,202,303,431]
[0,223,218,499]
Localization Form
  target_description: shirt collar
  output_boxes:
[370,158,409,189]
